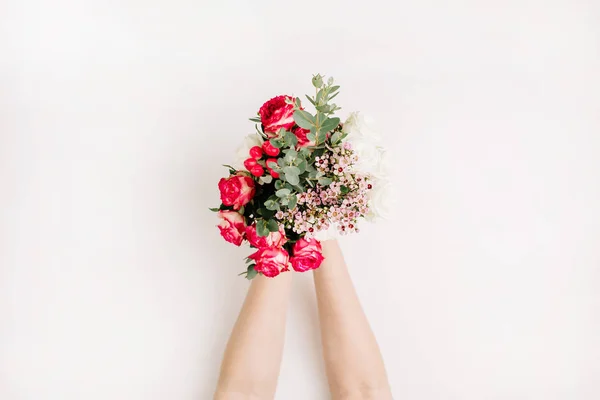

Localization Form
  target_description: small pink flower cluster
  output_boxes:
[275,145,373,236]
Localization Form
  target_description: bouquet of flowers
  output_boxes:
[212,75,392,279]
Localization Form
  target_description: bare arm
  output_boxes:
[215,273,292,400]
[314,240,392,400]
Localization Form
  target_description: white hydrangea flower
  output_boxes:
[366,179,396,221]
[343,112,396,221]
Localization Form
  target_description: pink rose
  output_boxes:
[218,172,256,210]
[258,95,296,137]
[217,210,246,246]
[249,247,290,278]
[293,126,314,147]
[245,223,287,249]
[290,238,325,272]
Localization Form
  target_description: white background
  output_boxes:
[1,1,599,399]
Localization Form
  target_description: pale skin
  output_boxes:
[215,240,392,400]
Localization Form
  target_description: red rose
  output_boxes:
[258,95,296,137]
[290,238,325,272]
[249,247,290,278]
[217,210,246,246]
[218,172,256,210]
[262,141,280,157]
[245,223,287,249]
[293,126,314,148]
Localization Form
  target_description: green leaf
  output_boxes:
[286,172,300,186]
[261,208,275,219]
[238,206,245,215]
[297,159,307,173]
[222,164,236,171]
[275,180,285,190]
[318,177,333,186]
[284,131,298,147]
[316,131,328,144]
[312,74,323,88]
[246,265,258,280]
[209,207,220,212]
[307,132,316,142]
[260,174,273,184]
[328,85,340,94]
[330,131,341,144]
[320,117,340,133]
[266,159,279,170]
[293,110,315,129]
[265,199,279,211]
[340,185,350,194]
[327,76,334,86]
[276,188,291,197]
[267,219,280,232]
[283,166,300,175]
[249,117,262,123]
[329,91,340,101]
[294,97,301,107]
[305,95,316,106]
[316,89,324,104]
[256,220,269,237]
[288,195,298,210]
[315,104,331,113]
[270,138,284,148]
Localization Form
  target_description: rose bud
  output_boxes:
[262,141,280,157]
[249,146,263,160]
[250,165,265,177]
[244,158,258,171]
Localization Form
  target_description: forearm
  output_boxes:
[215,273,292,400]
[314,241,392,399]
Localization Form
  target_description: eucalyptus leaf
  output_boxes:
[331,131,341,144]
[249,117,262,123]
[283,166,300,175]
[256,220,269,237]
[288,195,298,210]
[246,265,258,280]
[320,117,340,133]
[276,188,291,197]
[265,199,279,211]
[318,177,333,186]
[209,207,220,212]
[270,138,284,148]
[297,160,307,173]
[307,132,316,142]
[312,74,323,88]
[275,180,285,190]
[286,172,300,186]
[266,159,279,170]
[316,131,328,144]
[305,95,316,106]
[260,175,273,184]
[267,219,280,232]
[293,110,315,129]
